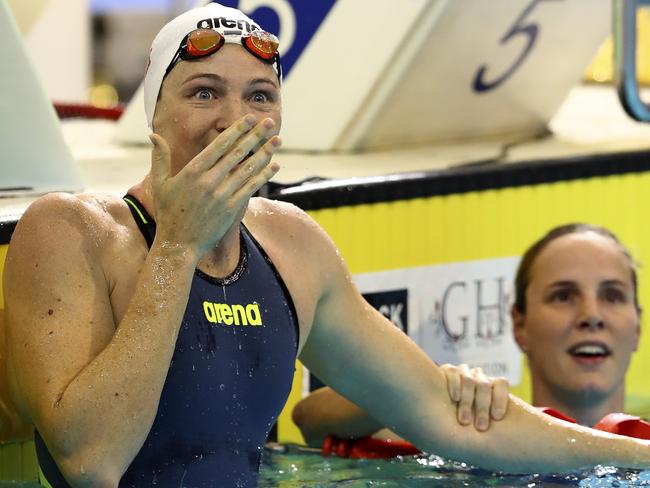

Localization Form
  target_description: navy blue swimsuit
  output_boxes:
[36,195,299,487]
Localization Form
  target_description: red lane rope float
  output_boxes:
[537,407,580,423]
[322,435,421,459]
[322,409,650,459]
[540,407,650,440]
[53,102,124,121]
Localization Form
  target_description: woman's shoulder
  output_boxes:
[9,192,131,255]
[247,196,304,217]
[19,191,128,229]
[246,197,321,235]
[245,197,337,252]
[244,196,347,273]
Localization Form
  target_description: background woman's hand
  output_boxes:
[440,363,509,431]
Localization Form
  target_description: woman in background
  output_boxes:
[511,223,640,426]
[293,223,642,444]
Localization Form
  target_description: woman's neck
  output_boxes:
[531,381,625,427]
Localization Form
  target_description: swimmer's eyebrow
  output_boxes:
[545,280,578,289]
[542,281,578,297]
[248,77,279,89]
[181,73,226,86]
[545,279,629,291]
[180,73,279,89]
[600,279,628,288]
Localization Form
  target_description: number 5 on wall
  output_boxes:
[473,0,564,93]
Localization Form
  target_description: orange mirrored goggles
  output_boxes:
[164,28,281,79]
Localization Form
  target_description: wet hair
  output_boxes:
[513,223,640,314]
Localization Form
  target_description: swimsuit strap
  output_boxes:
[123,194,156,248]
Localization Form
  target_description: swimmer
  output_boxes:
[293,223,643,444]
[512,223,641,426]
[4,4,650,487]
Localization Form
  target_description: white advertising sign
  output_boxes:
[353,257,522,385]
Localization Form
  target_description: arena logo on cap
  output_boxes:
[196,16,259,33]
[213,0,336,77]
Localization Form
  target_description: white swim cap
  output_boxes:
[143,2,281,128]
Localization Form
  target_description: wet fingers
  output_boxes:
[228,136,282,200]
[470,367,492,431]
[190,114,258,173]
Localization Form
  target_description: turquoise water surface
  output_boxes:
[3,445,650,487]
[259,444,650,487]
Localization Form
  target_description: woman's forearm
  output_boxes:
[411,394,650,473]
[292,387,384,446]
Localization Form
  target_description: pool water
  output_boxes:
[3,445,650,487]
[259,444,650,487]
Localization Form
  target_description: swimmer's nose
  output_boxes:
[576,296,605,331]
[578,316,605,331]
[214,96,248,133]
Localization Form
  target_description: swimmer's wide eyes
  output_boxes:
[194,88,215,100]
[250,89,279,105]
[252,92,268,103]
